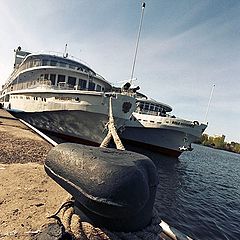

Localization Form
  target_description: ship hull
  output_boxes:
[121,126,201,157]
[10,109,125,145]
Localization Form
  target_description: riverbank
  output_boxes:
[0,110,52,164]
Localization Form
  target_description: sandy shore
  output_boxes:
[0,110,68,239]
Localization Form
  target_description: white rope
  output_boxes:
[100,97,125,150]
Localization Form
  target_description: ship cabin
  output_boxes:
[135,98,173,117]
[2,49,112,95]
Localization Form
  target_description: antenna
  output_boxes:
[63,44,68,58]
[130,2,146,85]
[204,84,215,123]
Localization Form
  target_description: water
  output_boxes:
[44,132,240,239]
[151,144,240,240]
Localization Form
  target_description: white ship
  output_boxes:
[0,47,136,145]
[121,95,207,157]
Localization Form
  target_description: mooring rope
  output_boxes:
[100,96,125,150]
[47,195,111,240]
[45,196,164,240]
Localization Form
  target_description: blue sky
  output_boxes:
[0,0,239,142]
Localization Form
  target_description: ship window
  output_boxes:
[50,74,56,85]
[42,60,48,66]
[5,95,10,102]
[144,104,149,110]
[79,79,87,89]
[96,84,101,92]
[29,60,33,68]
[88,81,95,91]
[157,122,161,124]
[57,75,65,83]
[150,120,154,123]
[44,74,49,80]
[150,105,154,111]
[138,103,143,110]
[59,62,66,67]
[33,59,41,67]
[102,87,105,92]
[50,60,57,66]
[68,76,76,87]
[69,65,75,69]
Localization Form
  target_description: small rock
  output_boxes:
[35,203,45,207]
[32,222,65,240]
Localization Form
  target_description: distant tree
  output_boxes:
[199,133,240,154]
[213,135,225,149]
[233,143,240,153]
[200,134,209,145]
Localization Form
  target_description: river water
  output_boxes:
[150,144,240,240]
[45,132,240,239]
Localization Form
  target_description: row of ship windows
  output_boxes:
[140,119,163,124]
[130,116,163,124]
[18,59,95,76]
[11,95,88,102]
[136,102,166,113]
[11,96,47,101]
[130,117,194,127]
[38,73,104,91]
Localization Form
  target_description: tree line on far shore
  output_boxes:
[196,134,240,154]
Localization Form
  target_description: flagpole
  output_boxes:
[204,84,215,123]
[130,2,146,85]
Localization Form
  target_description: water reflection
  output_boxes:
[125,145,190,229]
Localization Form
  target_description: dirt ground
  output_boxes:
[0,110,68,239]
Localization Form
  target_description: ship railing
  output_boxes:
[135,108,174,117]
[135,109,159,116]
[56,82,75,90]
[5,60,93,84]
[95,73,107,81]
[46,51,92,69]
[7,79,53,92]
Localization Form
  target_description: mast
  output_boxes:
[130,2,146,85]
[204,84,215,123]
